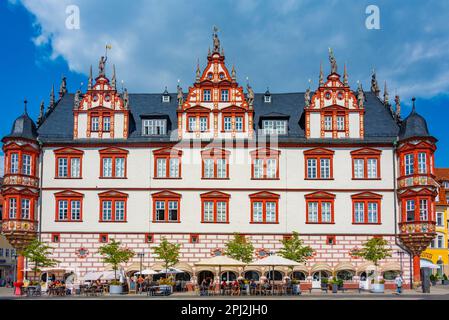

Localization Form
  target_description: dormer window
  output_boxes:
[162,95,170,103]
[264,95,271,103]
[262,120,287,135]
[221,90,229,102]
[143,119,167,135]
[91,116,99,132]
[203,90,211,102]
[103,116,111,132]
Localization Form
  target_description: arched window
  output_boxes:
[221,271,237,282]
[336,270,354,281]
[291,271,306,281]
[265,270,283,281]
[244,271,260,281]
[383,270,400,280]
[312,271,330,280]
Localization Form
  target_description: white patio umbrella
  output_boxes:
[100,270,117,281]
[420,260,440,269]
[82,271,103,281]
[195,256,246,281]
[249,255,302,284]
[135,269,158,275]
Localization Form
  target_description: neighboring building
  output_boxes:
[421,169,449,276]
[1,32,439,287]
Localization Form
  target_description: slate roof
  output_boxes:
[398,107,430,140]
[37,91,402,144]
[4,112,38,141]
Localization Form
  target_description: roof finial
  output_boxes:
[50,84,55,109]
[383,80,389,105]
[98,55,107,77]
[328,47,338,74]
[24,98,28,114]
[357,80,365,108]
[412,97,416,113]
[319,62,324,86]
[59,75,67,98]
[37,100,45,125]
[177,81,184,108]
[196,59,201,83]
[231,65,236,81]
[212,25,220,53]
[88,65,93,90]
[246,79,254,109]
[371,68,380,97]
[343,63,348,86]
[395,93,401,119]
[112,64,117,89]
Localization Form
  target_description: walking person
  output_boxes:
[395,273,403,295]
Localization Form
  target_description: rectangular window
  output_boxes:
[169,158,179,178]
[168,201,178,221]
[71,200,81,221]
[155,201,165,221]
[354,159,364,179]
[217,159,227,179]
[266,202,276,223]
[235,117,243,132]
[5,249,9,257]
[405,154,414,175]
[58,158,68,178]
[204,159,214,178]
[419,199,428,221]
[262,120,287,134]
[320,158,330,179]
[157,158,167,178]
[221,90,229,101]
[436,212,443,227]
[217,202,227,222]
[58,200,68,220]
[203,201,214,222]
[22,154,32,175]
[267,159,277,178]
[324,116,332,131]
[0,249,3,257]
[115,201,125,221]
[203,90,211,101]
[367,159,378,179]
[143,119,167,135]
[91,117,99,132]
[308,202,319,223]
[8,198,17,219]
[321,202,332,223]
[224,117,232,131]
[115,158,125,177]
[406,200,415,221]
[437,235,444,248]
[102,158,113,177]
[253,202,263,223]
[10,153,19,174]
[253,159,263,179]
[103,117,111,132]
[102,201,112,221]
[71,158,81,178]
[336,116,345,131]
[418,153,427,174]
[188,117,196,131]
[354,202,365,223]
[200,117,208,132]
[21,199,30,220]
[307,159,317,179]
[368,202,378,223]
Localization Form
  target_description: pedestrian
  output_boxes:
[394,273,403,294]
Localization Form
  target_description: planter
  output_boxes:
[109,285,123,295]
[331,284,338,293]
[370,283,384,293]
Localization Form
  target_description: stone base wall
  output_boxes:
[41,233,412,284]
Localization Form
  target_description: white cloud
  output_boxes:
[10,0,449,100]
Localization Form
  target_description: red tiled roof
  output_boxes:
[435,168,449,181]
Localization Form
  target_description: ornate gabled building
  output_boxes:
[1,31,439,288]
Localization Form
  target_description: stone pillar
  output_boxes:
[413,255,421,283]
[17,256,25,283]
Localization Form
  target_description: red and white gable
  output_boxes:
[73,75,129,139]
[306,72,364,139]
[177,48,253,140]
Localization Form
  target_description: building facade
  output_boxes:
[421,169,449,276]
[1,32,439,287]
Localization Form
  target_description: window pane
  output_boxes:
[169,158,179,178]
[354,202,364,223]
[115,201,125,221]
[21,199,30,219]
[157,158,167,178]
[203,90,211,101]
[266,202,276,222]
[235,117,243,131]
[405,154,414,175]
[188,117,196,131]
[267,159,277,178]
[224,117,232,131]
[337,116,345,131]
[71,158,81,178]
[203,201,214,222]
[9,198,17,219]
[406,200,415,221]
[102,201,112,221]
[58,158,68,178]
[204,159,214,178]
[217,202,227,222]
[156,201,165,221]
[168,201,178,221]
[320,158,330,179]
[368,202,378,223]
[324,116,332,130]
[91,117,99,131]
[143,119,167,135]
[200,117,208,132]
[254,159,263,178]
[437,212,443,226]
[221,90,229,101]
[307,158,317,179]
[321,202,332,223]
[217,159,227,178]
[418,153,427,174]
[22,155,32,175]
[419,199,428,221]
[354,159,364,179]
[71,200,81,220]
[10,153,19,174]
[253,202,263,222]
[58,200,68,220]
[115,158,125,177]
[103,158,112,177]
[367,159,377,179]
[103,117,111,132]
[308,202,318,222]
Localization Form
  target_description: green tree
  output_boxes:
[278,232,314,263]
[351,237,392,283]
[98,239,135,283]
[224,233,254,263]
[21,239,59,280]
[153,237,181,278]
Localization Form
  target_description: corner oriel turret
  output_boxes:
[396,98,438,284]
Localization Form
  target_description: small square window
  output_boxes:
[52,233,60,243]
[162,95,170,103]
[146,233,154,243]
[326,235,336,245]
[264,95,271,103]
[99,234,109,243]
[190,234,199,244]
[283,234,292,241]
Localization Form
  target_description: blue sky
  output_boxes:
[1,0,448,167]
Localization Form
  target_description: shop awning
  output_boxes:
[420,260,440,269]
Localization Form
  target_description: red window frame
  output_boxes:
[221,106,246,133]
[3,143,38,176]
[54,148,84,179]
[321,108,349,136]
[3,189,37,222]
[398,141,436,177]
[304,148,334,180]
[250,148,280,180]
[350,148,381,180]
[201,148,230,179]
[186,107,210,133]
[88,109,112,134]
[305,191,336,224]
[51,233,60,243]
[400,189,435,222]
[153,147,183,179]
[99,233,109,243]
[200,191,230,224]
[145,233,154,243]
[326,235,336,245]
[249,191,280,224]
[99,147,128,179]
[190,234,200,244]
[152,190,182,223]
[54,190,84,222]
[98,190,128,223]
[351,192,382,225]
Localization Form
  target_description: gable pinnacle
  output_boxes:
[196,59,201,83]
[395,94,401,119]
[371,68,380,97]
[343,63,348,86]
[50,84,55,108]
[383,81,389,105]
[328,47,338,74]
[212,25,220,53]
[88,65,93,90]
[37,100,45,125]
[23,98,28,114]
[59,75,67,98]
[112,64,117,89]
[319,62,324,86]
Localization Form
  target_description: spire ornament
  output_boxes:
[177,82,184,108]
[395,94,401,119]
[371,69,380,97]
[23,98,28,114]
[37,100,45,125]
[319,62,324,86]
[98,55,107,77]
[123,88,129,109]
[328,48,338,74]
[112,64,117,89]
[59,76,67,98]
[231,65,236,82]
[343,64,348,86]
[196,59,201,83]
[50,85,55,109]
[88,65,93,90]
[212,26,220,53]
[74,89,81,109]
[246,81,255,109]
[383,81,389,105]
[357,81,365,108]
